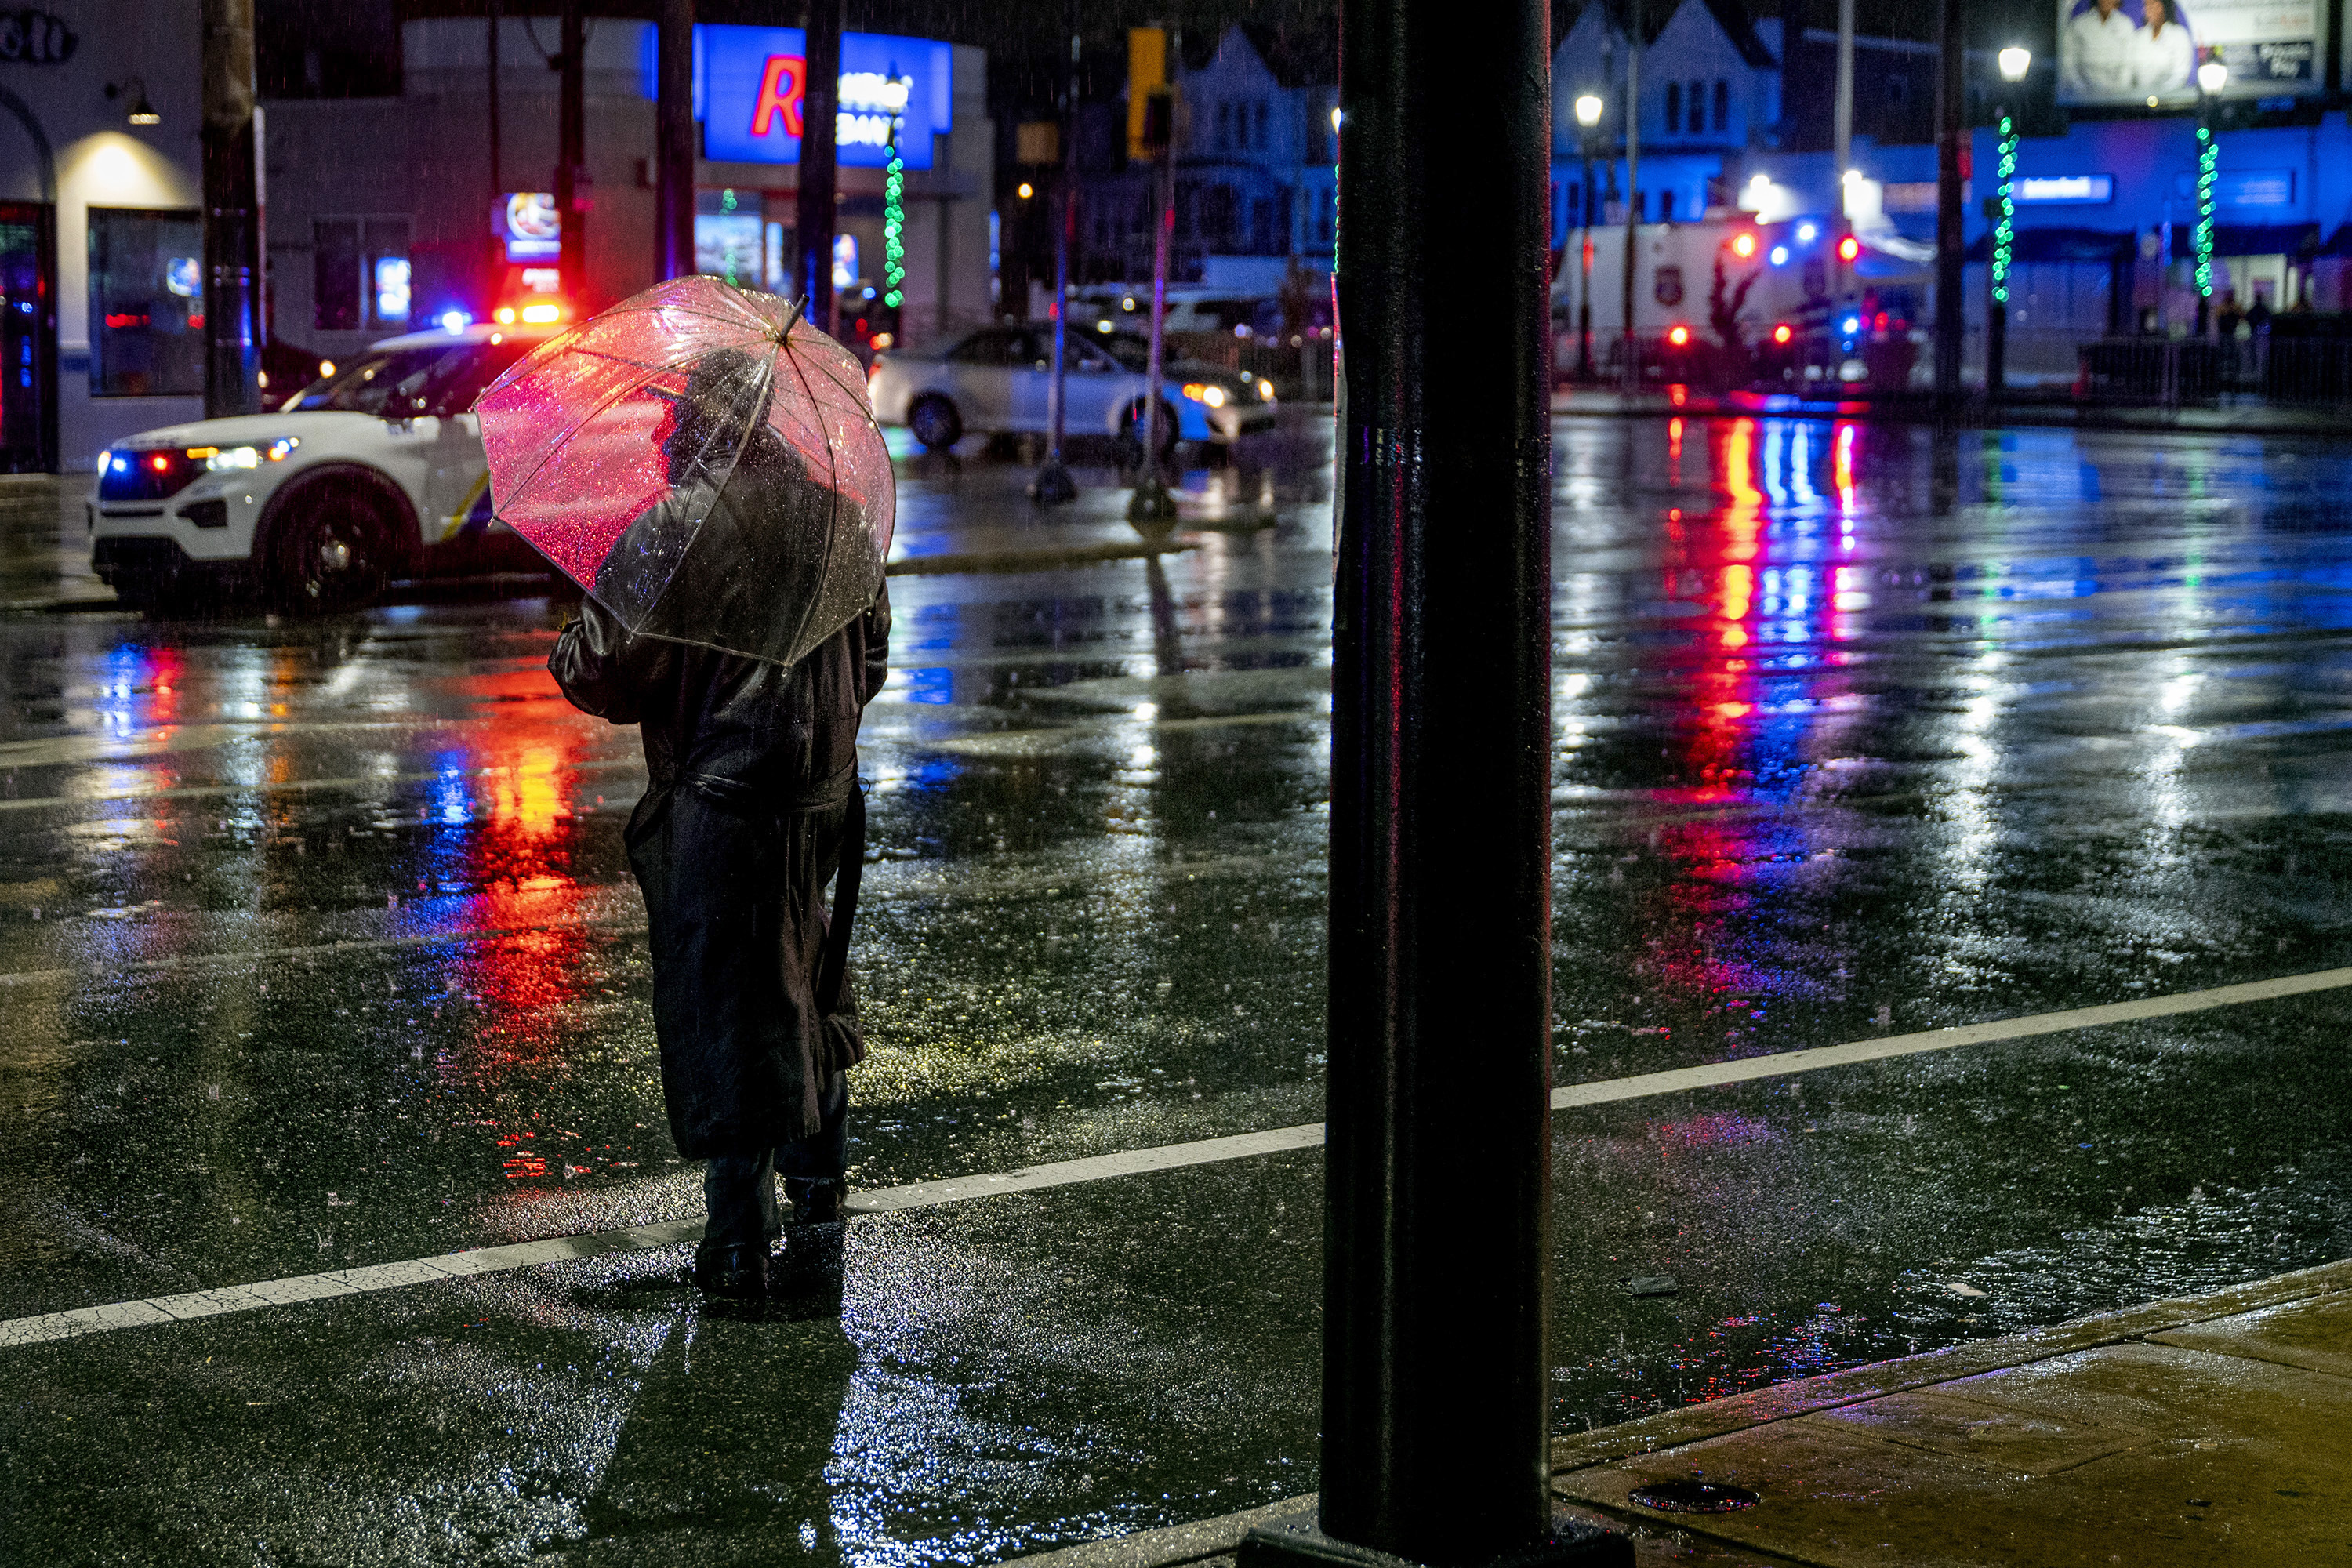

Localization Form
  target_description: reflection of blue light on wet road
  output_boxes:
[906,668,953,704]
[435,750,473,826]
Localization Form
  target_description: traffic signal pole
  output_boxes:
[797,0,843,334]
[655,0,695,281]
[1235,0,1625,1556]
[201,0,261,418]
[1932,0,1965,401]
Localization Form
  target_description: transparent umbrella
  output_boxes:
[474,276,895,669]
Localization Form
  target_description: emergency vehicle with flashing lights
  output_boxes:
[1553,214,1933,386]
[89,321,560,612]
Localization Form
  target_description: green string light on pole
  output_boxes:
[2194,125,2216,304]
[882,77,908,310]
[1991,113,2016,306]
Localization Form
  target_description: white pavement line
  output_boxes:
[6,966,2347,1351]
[0,757,644,814]
[0,919,648,988]
[1549,965,2352,1110]
[0,854,1318,988]
[845,1123,1329,1214]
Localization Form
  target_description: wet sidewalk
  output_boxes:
[1018,1257,2352,1568]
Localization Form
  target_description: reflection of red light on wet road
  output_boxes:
[1835,422,1857,515]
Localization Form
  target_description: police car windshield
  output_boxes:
[289,339,533,416]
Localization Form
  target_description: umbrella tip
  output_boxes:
[778,296,807,339]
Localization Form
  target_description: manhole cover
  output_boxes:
[1628,1479,1761,1514]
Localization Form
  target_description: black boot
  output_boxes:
[693,1240,768,1299]
[789,1178,844,1225]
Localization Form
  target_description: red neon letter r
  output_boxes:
[750,55,808,138]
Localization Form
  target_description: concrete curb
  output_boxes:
[1000,1257,2352,1568]
[1547,1254,2352,1475]
[1007,1495,1316,1568]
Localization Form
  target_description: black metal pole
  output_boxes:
[1033,0,1079,506]
[1239,0,1624,1561]
[1577,142,1593,380]
[797,0,843,334]
[201,0,261,418]
[656,0,697,281]
[1932,0,1965,403]
[488,0,503,312]
[556,1,586,307]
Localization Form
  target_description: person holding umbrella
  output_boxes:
[476,281,898,1299]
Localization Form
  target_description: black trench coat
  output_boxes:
[548,456,890,1158]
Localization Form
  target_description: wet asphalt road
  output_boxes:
[3,415,2351,1563]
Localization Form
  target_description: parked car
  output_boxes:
[866,325,1276,454]
[89,323,559,612]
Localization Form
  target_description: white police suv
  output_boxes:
[89,323,558,612]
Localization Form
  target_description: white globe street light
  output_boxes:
[2197,57,2229,94]
[1574,94,1603,128]
[1998,47,2031,83]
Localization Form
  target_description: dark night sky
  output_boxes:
[266,0,2067,121]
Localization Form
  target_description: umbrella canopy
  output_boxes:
[475,277,895,669]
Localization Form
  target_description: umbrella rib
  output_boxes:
[775,335,843,666]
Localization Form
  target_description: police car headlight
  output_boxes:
[192,437,300,472]
[1178,382,1228,408]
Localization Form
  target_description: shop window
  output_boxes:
[1216,102,1232,151]
[314,216,410,332]
[1714,80,1730,133]
[88,208,203,397]
[1253,101,1268,151]
[1689,80,1706,132]
[1665,82,1681,133]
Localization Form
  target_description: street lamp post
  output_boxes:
[1575,93,1602,380]
[2194,53,2226,334]
[1987,46,2030,397]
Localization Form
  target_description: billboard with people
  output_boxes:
[2056,0,2318,104]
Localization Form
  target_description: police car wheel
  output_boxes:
[274,488,388,614]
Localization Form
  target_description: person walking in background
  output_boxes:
[549,350,892,1300]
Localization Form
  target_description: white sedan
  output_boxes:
[89,323,558,612]
[867,325,1276,454]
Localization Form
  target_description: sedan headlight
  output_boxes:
[1180,382,1228,408]
[1257,377,1276,402]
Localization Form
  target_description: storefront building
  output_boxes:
[0,2,209,472]
[263,16,992,385]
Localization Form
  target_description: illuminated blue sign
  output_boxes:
[639,24,953,170]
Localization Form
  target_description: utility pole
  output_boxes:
[488,0,502,313]
[1234,0,1624,1560]
[1033,0,1080,506]
[1128,74,1176,528]
[1933,0,1964,401]
[201,0,261,417]
[655,0,696,281]
[1619,0,1640,391]
[1833,0,1854,321]
[798,0,843,334]
[555,1,586,308]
